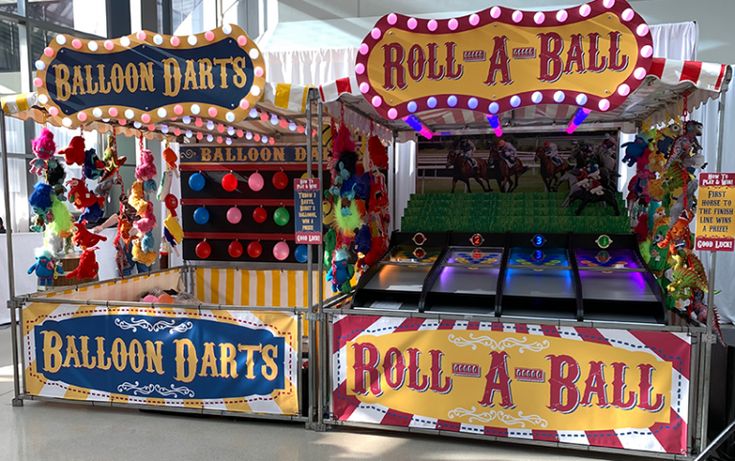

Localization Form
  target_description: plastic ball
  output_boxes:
[252,206,267,224]
[195,240,211,259]
[273,206,290,226]
[228,240,243,258]
[188,172,206,191]
[272,171,289,190]
[247,241,263,258]
[226,206,242,224]
[294,244,309,263]
[273,241,290,261]
[248,171,264,191]
[193,206,210,225]
[164,194,178,211]
[222,172,238,192]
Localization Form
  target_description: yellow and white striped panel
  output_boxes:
[1,92,36,114]
[194,267,332,308]
[33,269,184,303]
[21,302,300,415]
[264,82,312,113]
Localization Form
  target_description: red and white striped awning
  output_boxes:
[315,57,731,131]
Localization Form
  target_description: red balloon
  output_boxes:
[195,240,211,259]
[164,194,178,214]
[228,240,243,258]
[272,171,289,190]
[247,241,263,258]
[222,172,238,192]
[252,206,267,224]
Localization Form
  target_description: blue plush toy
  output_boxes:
[79,202,104,224]
[29,182,53,212]
[621,135,649,167]
[28,250,63,287]
[328,247,355,293]
[83,148,105,180]
[354,224,372,255]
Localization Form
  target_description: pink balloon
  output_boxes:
[226,206,242,224]
[273,241,290,261]
[248,172,264,192]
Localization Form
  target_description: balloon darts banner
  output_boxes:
[35,25,265,128]
[179,145,314,164]
[23,302,300,415]
[356,0,653,121]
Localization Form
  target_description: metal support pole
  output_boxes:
[694,418,735,461]
[390,130,398,232]
[1,111,22,406]
[305,89,316,428]
[316,99,327,426]
[700,85,728,449]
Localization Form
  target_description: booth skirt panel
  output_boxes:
[195,267,329,308]
[21,301,302,417]
[31,268,185,303]
[329,313,695,457]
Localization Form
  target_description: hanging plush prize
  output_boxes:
[58,135,85,166]
[29,128,56,176]
[66,247,99,280]
[135,148,158,193]
[28,249,64,287]
[83,148,105,180]
[72,221,107,248]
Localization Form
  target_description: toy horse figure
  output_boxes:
[594,135,618,172]
[566,165,621,216]
[446,147,492,193]
[535,143,570,192]
[488,145,526,192]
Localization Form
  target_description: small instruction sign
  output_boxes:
[695,173,735,252]
[294,178,322,244]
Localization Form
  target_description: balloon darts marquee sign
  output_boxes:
[34,25,266,128]
[355,0,654,120]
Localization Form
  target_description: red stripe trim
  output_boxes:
[515,323,529,334]
[649,57,666,78]
[585,429,624,449]
[436,419,461,432]
[491,322,503,332]
[484,426,508,438]
[335,77,352,95]
[318,85,326,102]
[181,198,294,207]
[397,317,425,332]
[714,64,727,91]
[180,164,327,171]
[438,319,456,330]
[332,314,382,353]
[532,430,559,442]
[331,381,362,421]
[649,408,687,455]
[575,327,610,345]
[540,325,560,337]
[680,60,703,84]
[380,408,413,427]
[467,321,480,330]
[185,232,295,241]
[629,330,691,380]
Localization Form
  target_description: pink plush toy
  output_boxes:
[135,202,157,234]
[30,128,56,175]
[135,149,158,193]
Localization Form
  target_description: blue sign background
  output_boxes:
[46,39,254,115]
[34,314,286,400]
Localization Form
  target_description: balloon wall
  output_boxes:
[179,145,324,263]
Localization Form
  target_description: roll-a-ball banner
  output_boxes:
[356,0,653,120]
[34,25,266,128]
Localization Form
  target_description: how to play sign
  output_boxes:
[332,315,691,454]
[35,25,265,127]
[294,178,322,244]
[356,0,653,120]
[696,173,735,251]
[23,303,299,415]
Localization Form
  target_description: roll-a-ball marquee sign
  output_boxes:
[355,0,654,121]
[33,25,266,128]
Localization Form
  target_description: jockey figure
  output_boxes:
[577,164,604,195]
[544,142,563,167]
[457,139,479,174]
[498,139,523,171]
